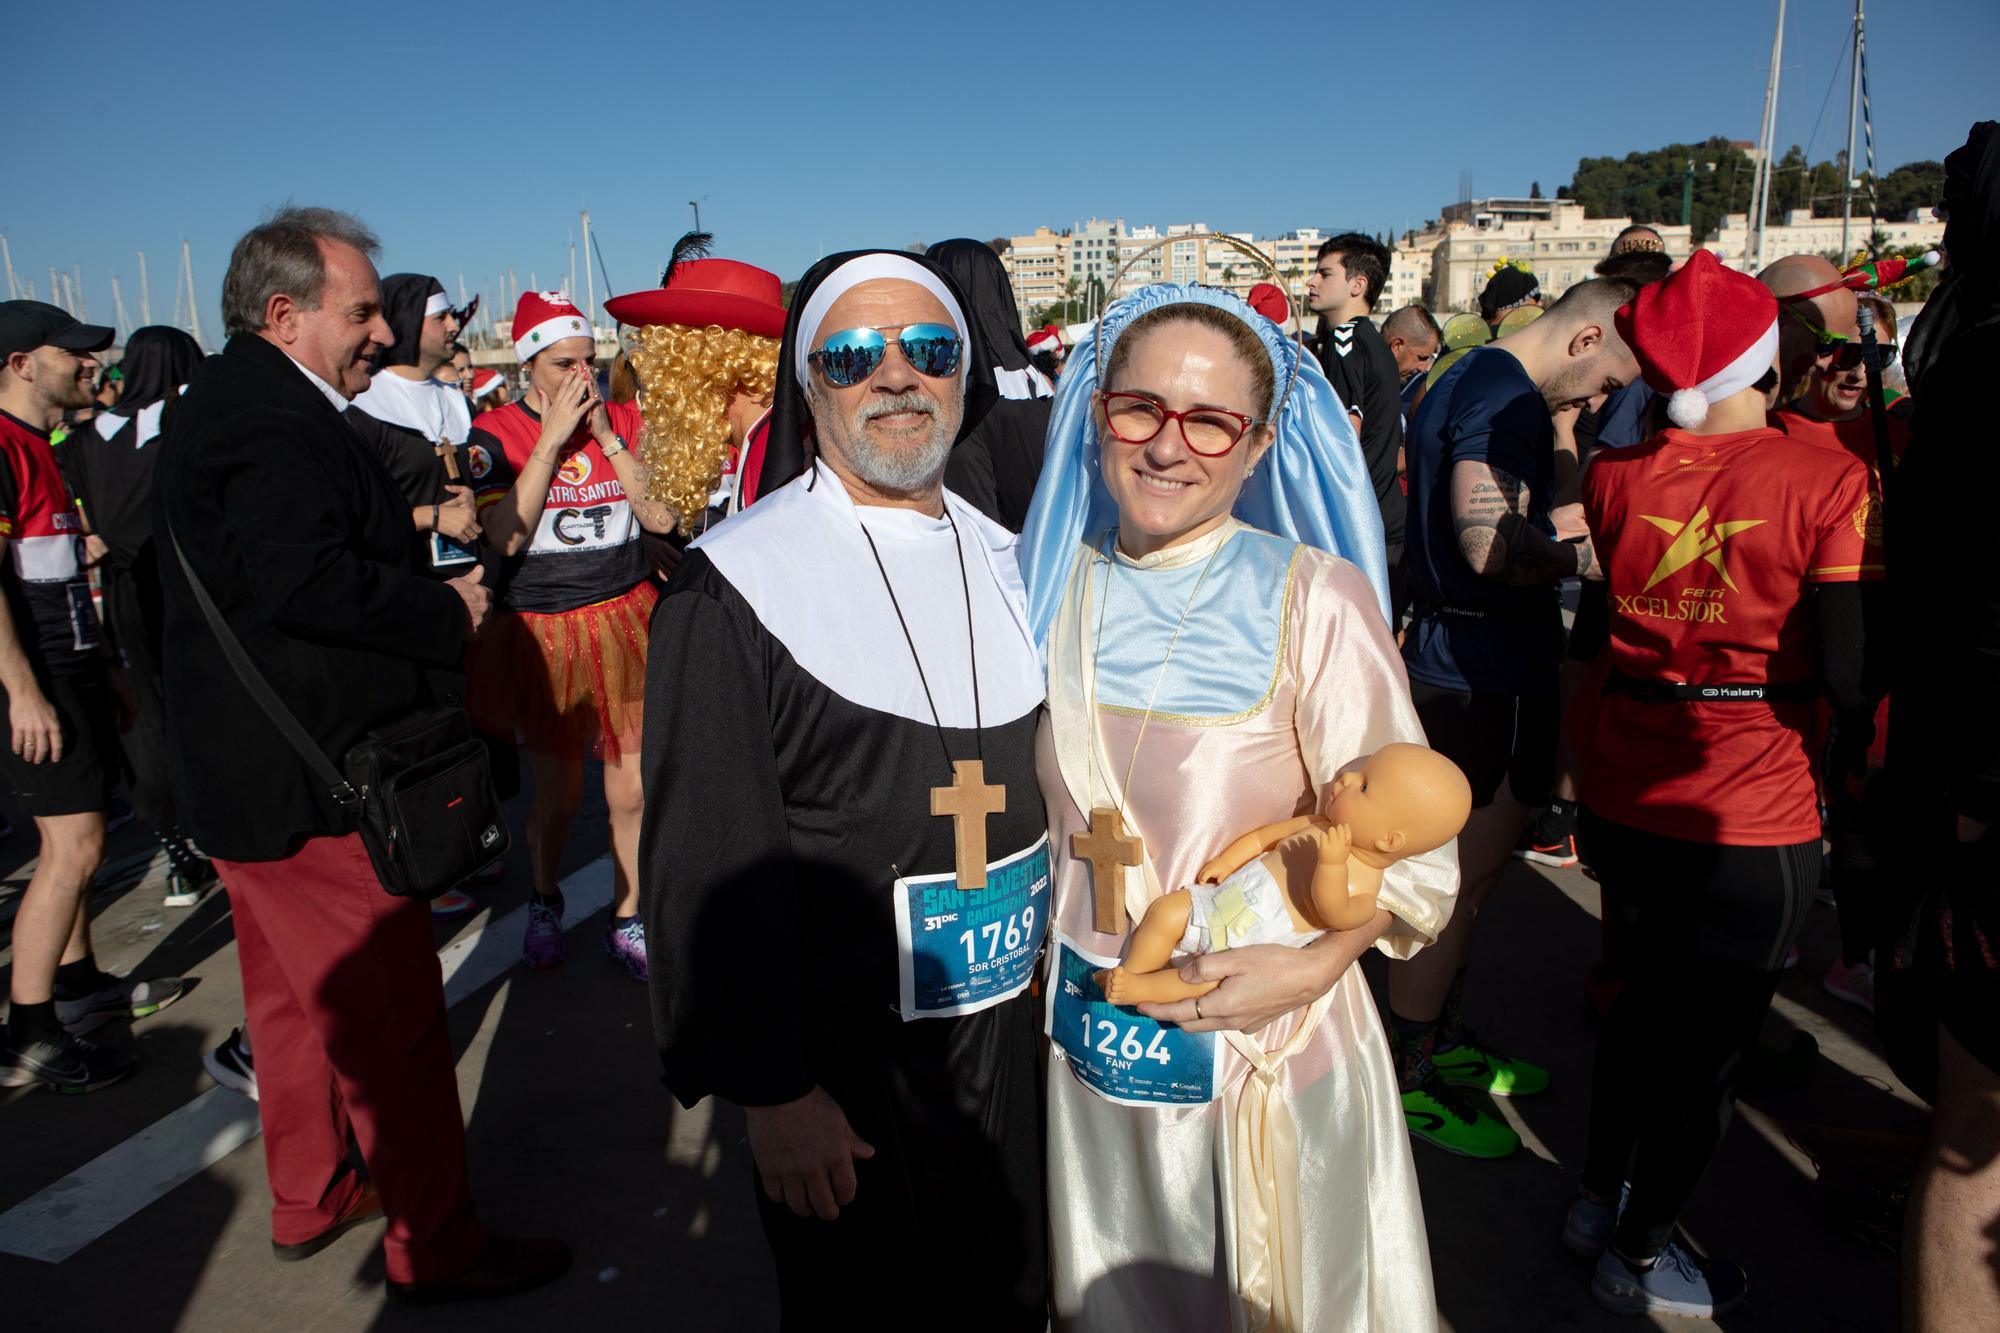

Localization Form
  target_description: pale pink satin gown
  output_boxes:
[1039,524,1457,1332]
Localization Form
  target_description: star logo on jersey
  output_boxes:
[466,443,493,480]
[558,452,592,487]
[1852,493,1883,543]
[1638,505,1766,591]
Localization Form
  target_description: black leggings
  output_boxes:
[1578,809,1818,1258]
[1826,761,1895,966]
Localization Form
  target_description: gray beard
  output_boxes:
[814,389,958,493]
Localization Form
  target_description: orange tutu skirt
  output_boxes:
[467,581,658,762]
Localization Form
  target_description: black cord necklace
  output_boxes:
[858,500,983,763]
[858,496,1004,891]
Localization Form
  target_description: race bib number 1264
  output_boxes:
[1047,932,1216,1106]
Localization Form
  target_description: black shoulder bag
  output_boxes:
[170,530,509,899]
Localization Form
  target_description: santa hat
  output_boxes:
[1026,323,1064,355]
[1245,282,1291,324]
[512,291,592,362]
[469,367,503,400]
[1615,249,1779,430]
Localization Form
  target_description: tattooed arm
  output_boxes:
[1450,459,1595,585]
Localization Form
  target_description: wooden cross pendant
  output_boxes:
[931,759,1006,890]
[1072,806,1143,935]
[435,441,462,481]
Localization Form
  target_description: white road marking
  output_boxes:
[0,856,615,1264]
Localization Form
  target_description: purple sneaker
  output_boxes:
[522,894,565,970]
[604,916,648,981]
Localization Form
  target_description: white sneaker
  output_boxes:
[203,1028,257,1100]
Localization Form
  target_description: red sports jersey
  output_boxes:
[0,408,97,674]
[1772,405,1909,575]
[1579,425,1877,844]
[467,398,648,614]
[1775,406,1908,770]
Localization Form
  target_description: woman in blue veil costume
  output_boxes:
[1023,270,1457,1331]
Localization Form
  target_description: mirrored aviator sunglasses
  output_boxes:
[808,324,962,387]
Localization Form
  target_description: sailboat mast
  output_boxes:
[1751,0,1786,272]
[137,251,152,325]
[1841,0,1863,257]
[581,210,595,333]
[0,234,16,300]
[182,238,205,349]
[111,274,131,340]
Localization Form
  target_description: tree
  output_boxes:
[1873,161,1945,221]
[1029,278,1090,329]
[1566,136,1753,243]
[1529,181,1543,200]
[987,237,1012,256]
[1569,136,1949,244]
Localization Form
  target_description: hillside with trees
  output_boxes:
[1561,136,1944,246]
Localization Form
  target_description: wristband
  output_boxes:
[431,503,440,532]
[601,432,629,459]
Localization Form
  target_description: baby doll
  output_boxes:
[1096,743,1472,1006]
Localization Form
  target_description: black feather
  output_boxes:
[662,231,714,287]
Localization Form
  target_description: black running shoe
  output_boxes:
[54,974,186,1034]
[3,1028,138,1093]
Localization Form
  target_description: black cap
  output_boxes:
[0,300,117,360]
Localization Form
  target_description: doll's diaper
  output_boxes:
[1177,859,1322,956]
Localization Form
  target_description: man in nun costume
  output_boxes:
[643,249,1049,1329]
[64,326,214,909]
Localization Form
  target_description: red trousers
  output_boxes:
[216,833,487,1283]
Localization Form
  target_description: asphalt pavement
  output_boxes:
[2,777,1920,1331]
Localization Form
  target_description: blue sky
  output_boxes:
[7,0,1994,341]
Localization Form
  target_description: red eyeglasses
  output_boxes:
[1097,391,1261,457]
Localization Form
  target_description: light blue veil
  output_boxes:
[1018,282,1389,644]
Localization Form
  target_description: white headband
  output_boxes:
[424,290,451,318]
[792,253,969,386]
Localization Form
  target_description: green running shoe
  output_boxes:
[1402,1073,1519,1158]
[1433,1028,1550,1097]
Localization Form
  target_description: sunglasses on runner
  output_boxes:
[1097,391,1262,456]
[1786,305,1897,372]
[807,323,963,387]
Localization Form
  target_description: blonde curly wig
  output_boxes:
[627,323,780,535]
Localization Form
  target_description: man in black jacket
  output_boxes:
[154,206,566,1304]
[1308,233,1409,617]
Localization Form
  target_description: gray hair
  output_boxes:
[221,206,381,337]
[1382,304,1443,346]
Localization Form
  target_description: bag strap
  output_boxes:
[168,526,363,815]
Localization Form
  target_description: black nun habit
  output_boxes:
[645,248,1050,1328]
[926,238,1056,532]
